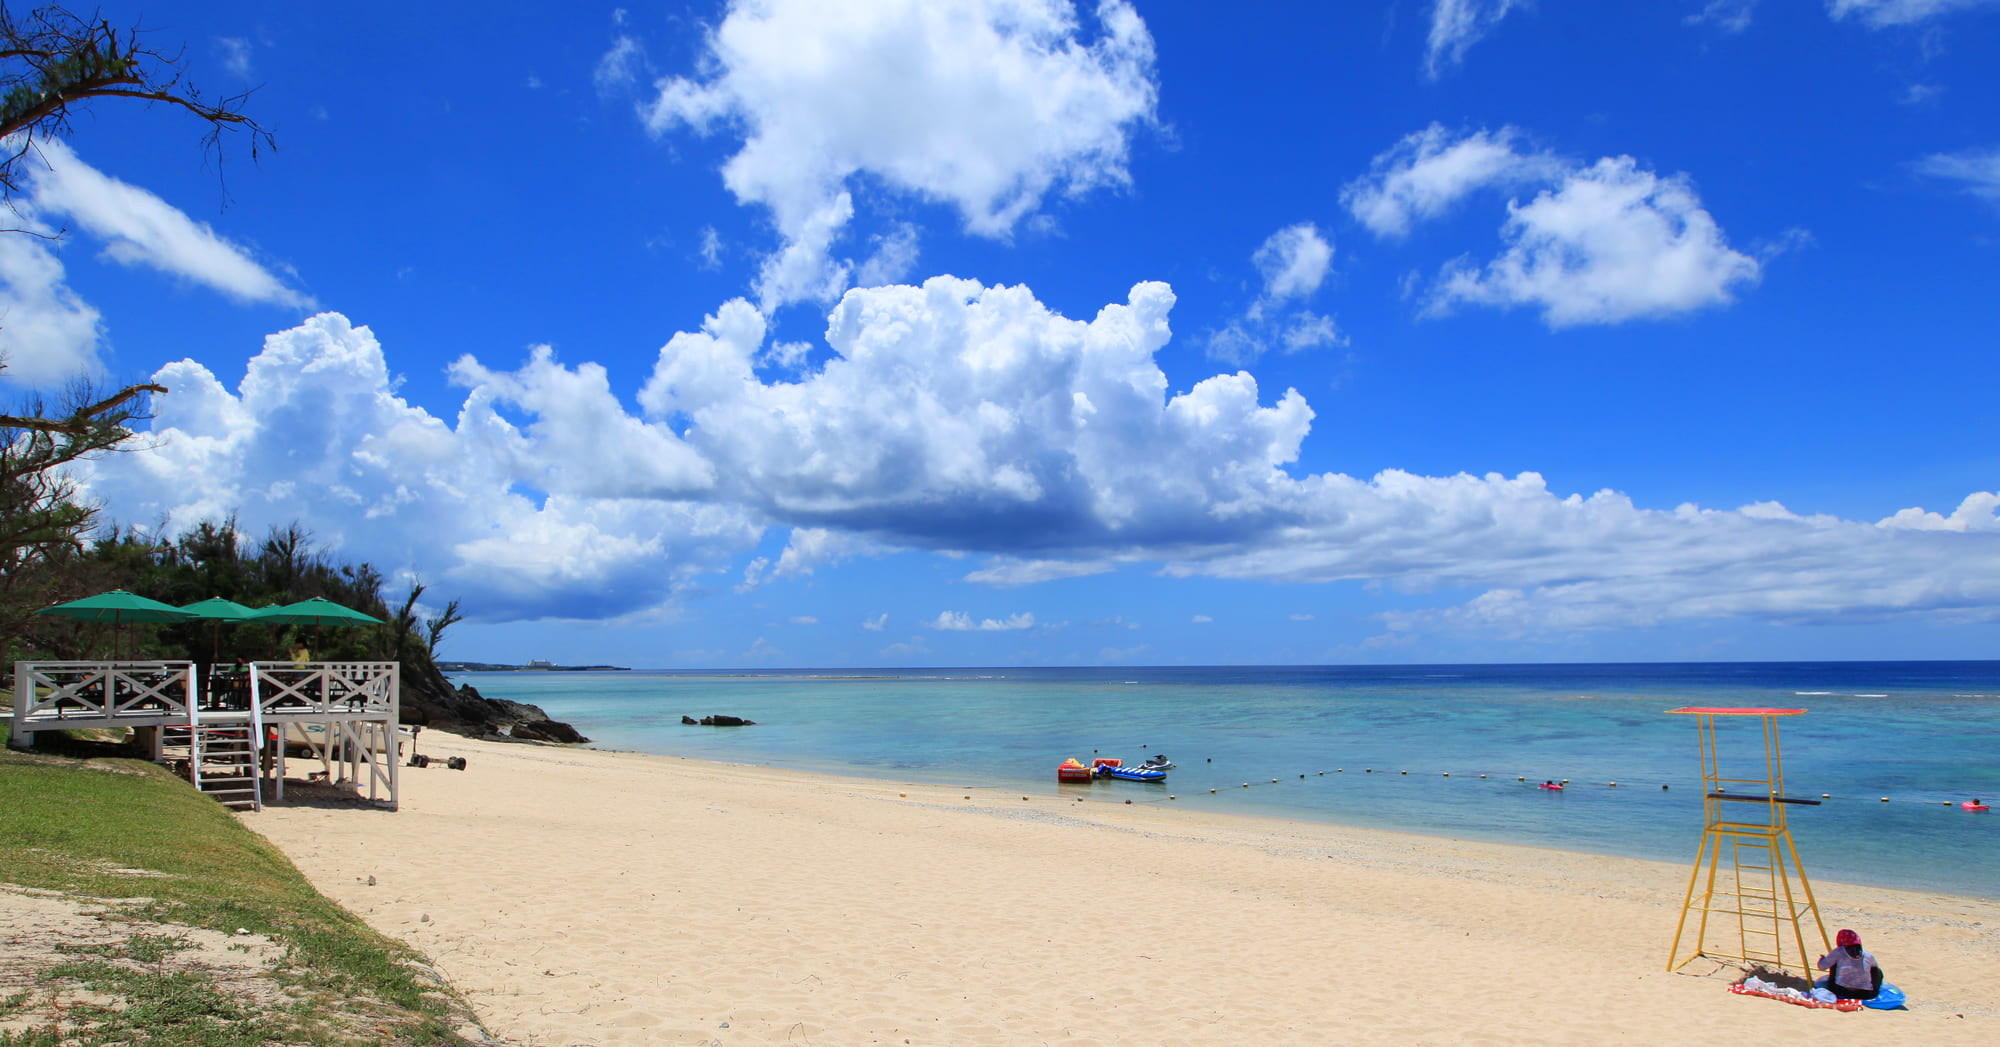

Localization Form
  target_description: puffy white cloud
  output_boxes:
[1348,127,1761,326]
[964,558,1115,586]
[1880,492,2000,532]
[1425,0,1527,79]
[773,527,872,579]
[1828,0,2000,26]
[1251,223,1332,306]
[863,612,889,631]
[75,279,2000,639]
[1210,223,1344,365]
[640,277,1314,547]
[1915,146,2000,204]
[447,345,714,500]
[1341,124,1556,239]
[638,0,1157,309]
[21,139,314,309]
[929,610,1037,631]
[1428,156,1759,327]
[73,313,762,621]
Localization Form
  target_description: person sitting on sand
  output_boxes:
[1817,928,1884,1000]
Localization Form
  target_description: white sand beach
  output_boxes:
[253,732,2000,1046]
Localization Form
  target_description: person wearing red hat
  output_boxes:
[1816,928,1884,1000]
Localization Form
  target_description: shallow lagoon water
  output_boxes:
[454,662,2000,898]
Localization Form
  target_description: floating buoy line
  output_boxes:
[1041,755,1992,814]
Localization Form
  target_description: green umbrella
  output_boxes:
[179,597,260,662]
[35,590,195,659]
[180,597,258,621]
[254,597,383,657]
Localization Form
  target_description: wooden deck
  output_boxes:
[9,660,402,810]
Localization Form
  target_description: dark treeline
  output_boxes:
[3,515,454,677]
[2,515,585,741]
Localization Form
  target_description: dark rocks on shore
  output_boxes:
[398,657,590,743]
[509,719,588,743]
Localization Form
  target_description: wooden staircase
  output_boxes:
[163,718,262,811]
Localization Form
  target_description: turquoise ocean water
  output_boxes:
[451,662,2000,899]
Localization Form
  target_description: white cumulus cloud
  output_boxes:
[73,313,761,621]
[929,610,1037,631]
[1211,223,1344,365]
[1341,123,1558,239]
[73,278,2000,640]
[637,0,1158,309]
[1428,156,1760,327]
[1348,126,1760,326]
[1252,223,1333,306]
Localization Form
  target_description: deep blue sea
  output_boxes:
[452,662,2000,898]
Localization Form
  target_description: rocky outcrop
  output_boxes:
[509,718,587,743]
[398,658,589,743]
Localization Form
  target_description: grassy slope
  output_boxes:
[0,721,478,1046]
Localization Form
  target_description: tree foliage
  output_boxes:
[8,517,459,689]
[0,377,162,647]
[0,2,272,202]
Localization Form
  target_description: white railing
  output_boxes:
[249,662,398,718]
[10,661,197,738]
[11,658,402,811]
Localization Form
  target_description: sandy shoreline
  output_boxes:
[252,733,1999,1046]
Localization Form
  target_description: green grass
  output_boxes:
[0,729,477,1046]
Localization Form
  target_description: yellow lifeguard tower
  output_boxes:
[1665,706,1829,977]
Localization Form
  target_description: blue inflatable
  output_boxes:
[1815,979,1907,1010]
[1864,983,1906,1010]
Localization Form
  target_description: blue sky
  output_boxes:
[7,0,2000,666]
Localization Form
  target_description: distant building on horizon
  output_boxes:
[526,659,554,670]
